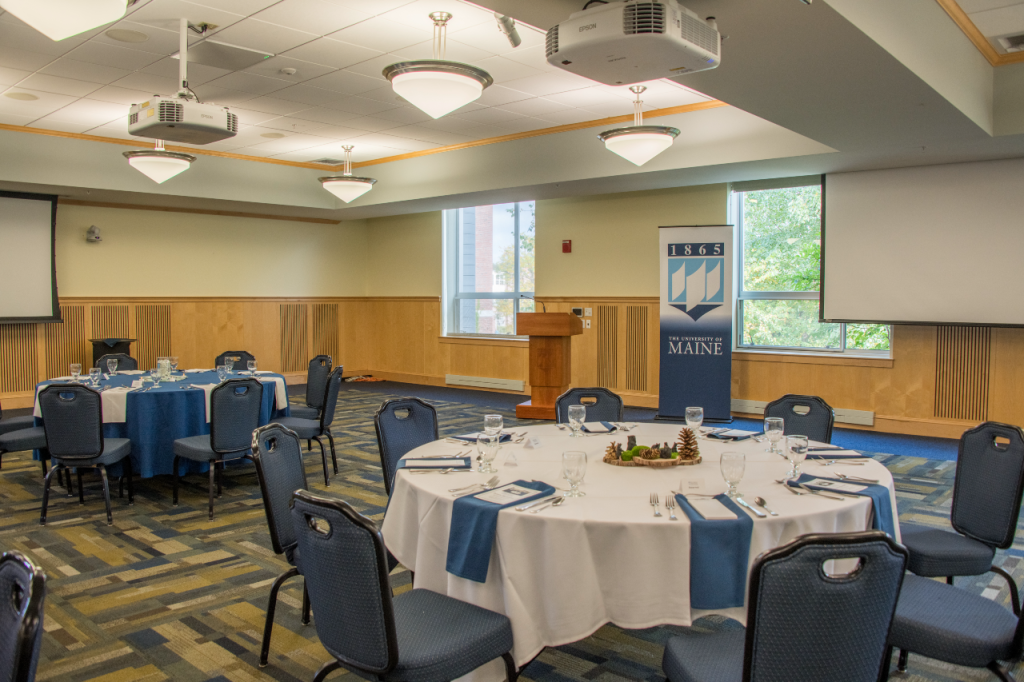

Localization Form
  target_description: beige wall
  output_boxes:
[54,204,369,297]
[535,184,729,297]
[364,210,443,297]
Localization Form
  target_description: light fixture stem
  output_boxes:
[155,140,166,152]
[431,11,452,60]
[630,85,646,127]
[179,17,189,98]
[342,145,353,176]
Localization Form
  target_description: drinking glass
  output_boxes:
[150,368,161,389]
[483,414,503,436]
[562,451,587,497]
[247,360,257,375]
[158,358,171,380]
[720,452,746,498]
[216,365,228,383]
[106,358,118,374]
[786,435,809,480]
[89,367,101,387]
[170,356,179,373]
[685,406,704,438]
[477,433,499,474]
[69,363,82,383]
[764,417,785,454]
[229,356,241,371]
[567,405,586,437]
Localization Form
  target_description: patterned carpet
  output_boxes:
[0,385,1020,682]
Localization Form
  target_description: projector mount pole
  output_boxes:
[177,18,208,102]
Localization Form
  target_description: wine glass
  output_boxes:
[89,367,101,387]
[477,433,499,474]
[685,406,704,438]
[229,356,240,372]
[562,451,587,497]
[764,417,784,454]
[567,405,586,437]
[247,360,257,375]
[150,368,161,389]
[720,452,746,498]
[216,365,228,383]
[69,363,82,383]
[786,435,809,480]
[106,358,118,375]
[170,356,179,374]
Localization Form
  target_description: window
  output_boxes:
[443,201,535,336]
[734,183,890,354]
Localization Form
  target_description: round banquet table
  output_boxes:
[381,422,900,682]
[31,370,290,478]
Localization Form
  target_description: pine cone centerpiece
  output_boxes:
[677,428,700,461]
[638,446,658,460]
[604,442,623,463]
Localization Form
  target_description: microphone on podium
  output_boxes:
[520,294,546,313]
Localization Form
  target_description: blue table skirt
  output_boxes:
[33,371,290,478]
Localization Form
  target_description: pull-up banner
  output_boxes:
[657,225,734,422]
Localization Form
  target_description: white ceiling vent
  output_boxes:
[997,33,1024,53]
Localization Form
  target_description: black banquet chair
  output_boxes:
[374,397,438,497]
[662,531,907,682]
[95,353,137,371]
[290,355,333,422]
[251,423,311,668]
[555,387,624,425]
[215,350,256,371]
[0,399,51,480]
[0,399,36,437]
[38,384,134,526]
[172,378,262,519]
[0,551,46,682]
[763,394,835,443]
[272,367,344,486]
[290,489,519,682]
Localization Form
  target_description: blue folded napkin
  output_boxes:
[675,493,754,609]
[707,429,756,441]
[397,457,472,471]
[447,480,555,583]
[450,433,512,443]
[581,421,617,433]
[787,473,896,538]
[806,448,868,459]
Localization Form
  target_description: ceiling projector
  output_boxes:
[546,0,721,85]
[128,96,238,145]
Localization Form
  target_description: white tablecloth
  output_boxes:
[381,423,899,681]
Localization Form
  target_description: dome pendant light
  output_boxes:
[0,0,137,41]
[319,146,377,203]
[383,12,493,119]
[598,85,680,167]
[123,140,195,184]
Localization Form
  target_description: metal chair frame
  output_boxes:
[554,387,625,425]
[764,394,836,443]
[0,551,46,682]
[373,397,439,497]
[215,350,256,371]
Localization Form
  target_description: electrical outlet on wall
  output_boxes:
[585,320,591,328]
[584,307,592,317]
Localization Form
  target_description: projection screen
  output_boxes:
[822,159,1024,326]
[0,191,60,323]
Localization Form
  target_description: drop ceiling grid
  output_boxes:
[955,0,1024,50]
[0,0,712,163]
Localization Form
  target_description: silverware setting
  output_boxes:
[410,467,472,475]
[735,496,767,518]
[833,473,880,484]
[449,475,500,496]
[753,496,778,516]
[665,495,678,520]
[797,483,849,500]
[776,479,807,495]
[527,497,566,514]
[650,492,662,517]
[516,495,557,511]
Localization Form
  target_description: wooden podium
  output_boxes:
[516,312,584,420]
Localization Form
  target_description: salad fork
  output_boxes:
[665,496,678,520]
[650,492,662,517]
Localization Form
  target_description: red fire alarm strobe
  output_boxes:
[562,240,572,253]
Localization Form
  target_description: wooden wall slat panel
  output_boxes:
[91,305,129,339]
[624,305,648,392]
[45,305,87,376]
[280,304,308,373]
[935,325,990,421]
[0,324,38,393]
[597,305,618,388]
[312,303,339,361]
[135,305,172,370]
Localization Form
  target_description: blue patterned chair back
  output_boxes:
[952,422,1024,549]
[318,367,345,431]
[374,398,438,496]
[305,355,332,410]
[0,551,46,682]
[37,384,103,460]
[764,394,835,443]
[555,387,624,424]
[252,424,308,559]
[215,351,256,371]
[291,490,398,675]
[210,378,263,454]
[95,353,137,371]
[743,531,907,682]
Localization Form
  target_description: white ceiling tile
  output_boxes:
[486,117,550,135]
[27,119,95,133]
[91,21,184,54]
[502,71,594,97]
[381,0,492,30]
[280,37,383,69]
[449,107,526,125]
[544,86,627,108]
[43,99,126,125]
[83,122,138,140]
[241,95,313,114]
[533,108,603,126]
[260,116,334,133]
[289,106,362,124]
[343,131,435,151]
[303,69,381,95]
[969,4,1024,36]
[474,84,532,107]
[321,0,417,16]
[0,21,87,57]
[501,44,549,70]
[301,123,370,138]
[244,132,335,152]
[41,58,131,85]
[0,66,30,87]
[0,111,35,126]
[960,0,1023,14]
[88,84,169,106]
[392,38,494,63]
[64,43,166,71]
[111,72,180,96]
[128,1,247,34]
[242,55,336,82]
[16,74,103,98]
[371,105,433,124]
[270,141,347,160]
[226,107,283,125]
[0,46,58,72]
[475,55,545,83]
[183,0,280,14]
[449,19,546,56]
[141,57,230,85]
[189,84,259,106]
[253,0,370,35]
[204,71,292,95]
[275,85,399,114]
[211,18,318,54]
[0,89,78,117]
[336,115,403,132]
[386,123,475,145]
[413,115,486,133]
[577,102,634,118]
[497,97,573,117]
[225,146,284,157]
[357,82,408,105]
[327,17,431,52]
[342,53,401,80]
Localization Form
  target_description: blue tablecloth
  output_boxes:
[33,371,290,478]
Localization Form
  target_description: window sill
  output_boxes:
[440,335,529,348]
[733,348,894,368]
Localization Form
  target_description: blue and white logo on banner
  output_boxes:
[667,249,725,321]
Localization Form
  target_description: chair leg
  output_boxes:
[988,662,1017,682]
[315,437,329,487]
[991,565,1021,616]
[302,580,311,625]
[216,462,223,498]
[947,576,954,585]
[208,462,216,520]
[501,652,519,682]
[98,466,113,526]
[313,661,341,682]
[897,649,909,673]
[327,431,337,474]
[172,456,181,506]
[119,475,124,499]
[40,464,60,525]
[40,458,47,477]
[124,456,134,505]
[77,469,85,505]
[307,439,312,451]
[259,567,300,667]
[879,646,893,682]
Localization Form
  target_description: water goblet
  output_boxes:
[562,451,587,497]
[477,434,499,474]
[764,417,784,454]
[89,367,101,387]
[685,406,704,438]
[69,363,82,383]
[216,365,228,383]
[483,414,503,437]
[170,356,179,374]
[567,405,586,437]
[785,435,809,480]
[247,360,257,375]
[106,358,118,375]
[150,368,161,389]
[720,452,746,498]
[229,356,241,372]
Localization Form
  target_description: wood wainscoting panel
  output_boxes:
[90,305,129,340]
[279,304,308,373]
[989,327,1024,425]
[624,305,649,393]
[0,324,38,393]
[597,306,618,388]
[934,325,991,422]
[312,303,339,362]
[45,304,87,376]
[135,305,172,371]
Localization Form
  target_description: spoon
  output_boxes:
[528,497,566,514]
[753,496,778,516]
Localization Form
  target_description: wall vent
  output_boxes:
[280,304,309,373]
[45,305,87,377]
[135,305,172,371]
[624,305,648,392]
[597,305,618,388]
[312,303,339,362]
[91,305,129,340]
[935,325,990,422]
[0,324,37,393]
[998,34,1024,53]
[446,374,525,392]
[313,157,344,165]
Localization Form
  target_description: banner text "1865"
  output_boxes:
[668,243,723,256]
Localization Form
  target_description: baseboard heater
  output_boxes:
[731,399,875,427]
[446,374,525,392]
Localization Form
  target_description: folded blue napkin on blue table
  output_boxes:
[675,493,754,610]
[447,480,555,583]
[581,421,617,433]
[787,473,896,538]
[397,457,472,471]
[707,429,756,441]
[450,433,512,443]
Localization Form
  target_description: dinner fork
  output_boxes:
[449,475,499,494]
[650,492,662,517]
[665,495,678,521]
[776,479,807,495]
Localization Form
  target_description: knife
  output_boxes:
[797,483,849,501]
[515,495,557,512]
[735,496,767,518]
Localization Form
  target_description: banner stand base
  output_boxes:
[653,415,734,424]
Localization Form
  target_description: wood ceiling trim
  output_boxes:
[936,0,1024,66]
[58,199,341,225]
